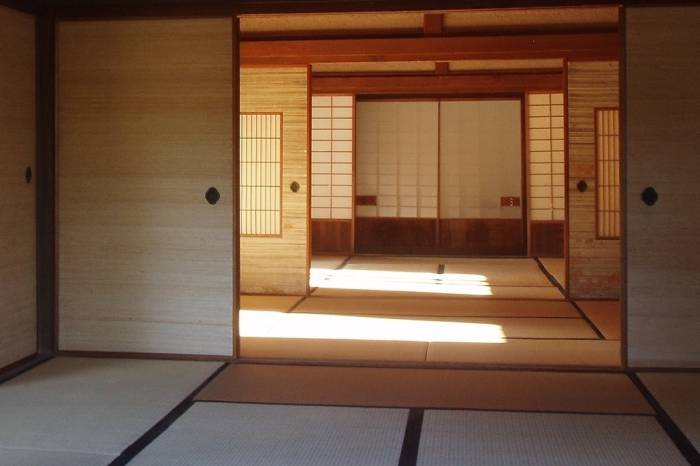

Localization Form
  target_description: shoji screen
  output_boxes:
[356,101,438,218]
[439,100,522,219]
[311,95,353,220]
[0,6,36,368]
[57,19,233,356]
[595,108,620,239]
[240,113,282,236]
[527,93,565,221]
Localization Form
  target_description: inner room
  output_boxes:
[236,7,623,367]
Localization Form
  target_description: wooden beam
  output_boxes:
[423,13,443,35]
[241,32,619,65]
[311,71,564,95]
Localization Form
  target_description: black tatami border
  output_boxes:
[108,362,230,466]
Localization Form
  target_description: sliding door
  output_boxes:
[439,99,524,255]
[355,101,439,254]
[0,6,36,368]
[355,99,523,255]
[57,19,234,356]
[626,6,700,367]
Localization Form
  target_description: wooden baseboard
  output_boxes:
[57,350,233,362]
[0,353,52,384]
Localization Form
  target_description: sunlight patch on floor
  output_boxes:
[309,268,493,296]
[240,310,506,343]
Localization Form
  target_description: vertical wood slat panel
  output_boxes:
[0,6,36,368]
[627,6,700,367]
[240,68,308,295]
[567,61,620,299]
[57,19,234,355]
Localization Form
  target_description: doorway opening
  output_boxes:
[237,6,622,369]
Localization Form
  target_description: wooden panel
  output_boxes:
[355,218,437,255]
[312,72,563,95]
[57,19,233,356]
[439,219,524,256]
[567,61,620,299]
[311,220,352,255]
[626,6,700,368]
[241,33,620,65]
[530,221,564,258]
[0,6,36,369]
[240,68,308,295]
[354,218,523,256]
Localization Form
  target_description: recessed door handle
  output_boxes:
[205,187,220,205]
[577,180,588,193]
[641,187,658,206]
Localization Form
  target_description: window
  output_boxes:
[527,93,565,221]
[595,108,620,239]
[240,113,282,236]
[311,95,353,220]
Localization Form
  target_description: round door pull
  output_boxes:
[205,187,220,205]
[290,181,300,193]
[25,166,32,184]
[577,180,588,193]
[641,186,658,206]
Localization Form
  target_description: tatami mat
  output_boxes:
[0,357,221,459]
[240,294,303,311]
[0,448,113,466]
[343,262,439,273]
[240,337,428,362]
[130,403,407,466]
[295,296,580,318]
[427,339,621,367]
[539,257,566,288]
[443,258,551,286]
[241,309,597,341]
[310,255,349,270]
[312,285,563,300]
[417,410,686,466]
[639,372,700,450]
[577,300,622,340]
[198,364,652,415]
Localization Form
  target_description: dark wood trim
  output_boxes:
[618,4,627,369]
[46,1,700,19]
[235,356,623,373]
[57,350,232,362]
[312,72,563,95]
[0,0,41,15]
[36,15,57,355]
[232,16,240,359]
[530,221,565,257]
[423,13,443,35]
[0,354,51,385]
[563,57,571,299]
[519,93,529,254]
[306,65,312,294]
[355,195,377,206]
[241,32,620,65]
[311,219,353,255]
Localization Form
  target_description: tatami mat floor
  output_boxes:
[240,255,621,367]
[1,357,697,466]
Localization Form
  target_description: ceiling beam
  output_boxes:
[241,32,619,65]
[311,71,564,95]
